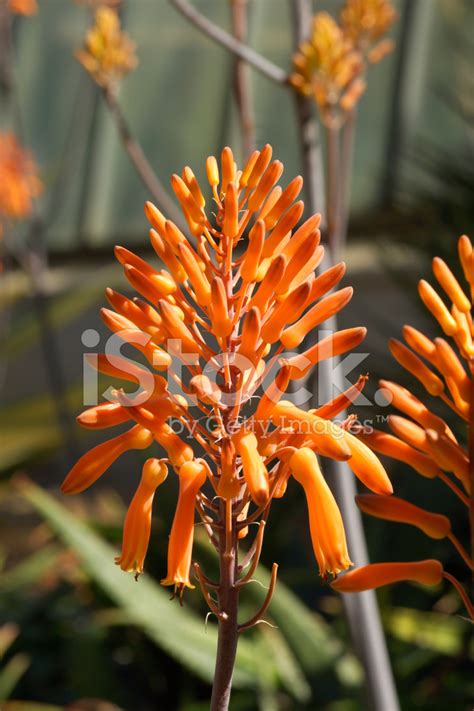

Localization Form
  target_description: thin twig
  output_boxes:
[170,0,288,85]
[238,562,278,632]
[193,563,223,617]
[101,86,188,232]
[237,519,266,584]
[443,571,474,620]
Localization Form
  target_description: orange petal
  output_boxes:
[233,431,269,506]
[402,325,437,363]
[246,144,272,189]
[388,415,429,452]
[307,261,346,303]
[432,257,470,312]
[240,220,264,282]
[149,228,187,283]
[356,494,451,539]
[238,307,262,362]
[378,380,449,435]
[418,279,458,336]
[425,429,470,492]
[177,242,211,306]
[457,234,472,284]
[285,327,367,380]
[221,146,236,191]
[77,401,129,429]
[206,155,219,187]
[357,429,440,480]
[331,560,443,592]
[248,160,284,212]
[210,277,233,338]
[223,182,239,239]
[261,281,311,344]
[314,373,368,419]
[343,431,393,495]
[248,255,287,313]
[389,339,444,396]
[261,201,304,259]
[281,287,353,350]
[264,176,303,229]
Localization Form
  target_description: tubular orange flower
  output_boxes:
[0,133,42,226]
[233,431,269,507]
[161,460,207,591]
[76,6,137,89]
[355,494,451,539]
[290,448,352,576]
[331,560,443,592]
[116,458,168,576]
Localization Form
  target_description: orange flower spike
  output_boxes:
[218,439,240,500]
[285,327,367,380]
[161,460,207,590]
[402,325,438,363]
[281,287,354,350]
[270,401,352,461]
[342,431,393,495]
[238,307,262,362]
[357,429,441,480]
[116,458,168,575]
[378,380,450,435]
[425,430,470,493]
[331,560,443,593]
[233,431,270,506]
[290,448,352,576]
[457,234,473,283]
[246,144,272,189]
[177,242,212,307]
[314,373,369,419]
[210,277,233,338]
[418,279,459,336]
[248,255,287,313]
[241,221,265,283]
[221,147,236,192]
[247,161,284,212]
[432,257,471,313]
[259,201,305,262]
[261,282,311,344]
[61,425,153,494]
[389,339,444,396]
[149,229,187,284]
[264,176,303,229]
[223,183,239,239]
[154,422,194,468]
[356,494,451,540]
[388,415,429,453]
[77,401,129,430]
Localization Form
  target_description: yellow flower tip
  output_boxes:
[331,560,443,593]
[162,460,207,591]
[343,431,393,495]
[290,448,352,576]
[355,494,451,540]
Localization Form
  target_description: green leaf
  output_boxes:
[0,654,30,701]
[384,606,470,656]
[0,546,61,593]
[19,481,278,690]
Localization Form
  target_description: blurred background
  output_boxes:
[1,0,474,709]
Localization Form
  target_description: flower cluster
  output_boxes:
[0,133,42,231]
[63,145,392,599]
[75,6,137,90]
[7,0,37,16]
[333,235,474,621]
[290,0,396,123]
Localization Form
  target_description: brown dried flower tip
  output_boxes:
[340,0,397,63]
[290,12,365,122]
[76,6,137,89]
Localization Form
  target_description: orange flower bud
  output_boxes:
[177,242,212,306]
[223,182,239,239]
[248,161,284,212]
[116,458,168,575]
[281,214,321,262]
[159,299,202,354]
[258,186,282,224]
[270,401,352,461]
[149,228,187,283]
[434,338,470,403]
[432,257,470,312]
[144,201,167,237]
[308,261,346,302]
[418,279,458,336]
[61,425,153,494]
[161,459,207,589]
[189,374,221,405]
[275,234,321,295]
[239,150,259,188]
[247,144,272,189]
[451,305,474,357]
[388,415,429,452]
[105,288,161,336]
[378,380,449,435]
[281,287,353,350]
[264,176,303,229]
[218,439,240,499]
[425,430,470,493]
[238,307,261,362]
[290,448,352,576]
[77,401,129,429]
[254,365,291,421]
[101,307,140,336]
[171,174,204,226]
[221,147,236,191]
[343,431,393,495]
[209,277,233,338]
[357,429,440,480]
[206,155,219,188]
[86,353,166,395]
[114,245,156,277]
[154,422,194,468]
[457,234,472,284]
[261,201,305,259]
[285,327,367,380]
[233,431,269,506]
[261,281,311,344]
[402,325,437,362]
[331,560,443,592]
[133,297,164,331]
[241,220,264,282]
[314,373,368,419]
[248,255,287,313]
[389,339,444,396]
[356,494,451,540]
[182,166,206,209]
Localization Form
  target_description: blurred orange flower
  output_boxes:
[8,0,37,16]
[0,133,42,227]
[76,6,137,89]
[340,0,397,63]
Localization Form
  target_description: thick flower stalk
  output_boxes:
[63,144,392,710]
[0,132,42,234]
[333,235,474,621]
[75,5,137,90]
